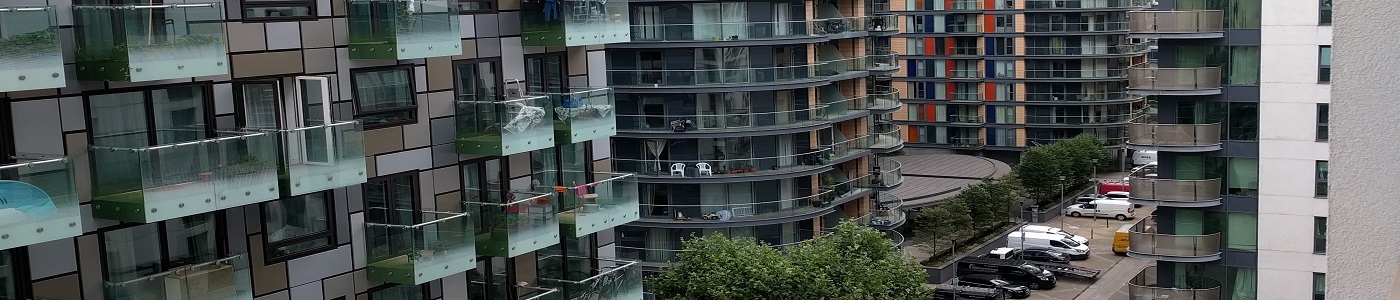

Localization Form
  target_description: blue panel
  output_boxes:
[986,127,997,142]
[986,60,995,79]
[986,106,996,123]
[985,37,995,55]
[907,60,917,77]
[925,16,936,33]
[926,82,937,99]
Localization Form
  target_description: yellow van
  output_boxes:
[1112,223,1134,255]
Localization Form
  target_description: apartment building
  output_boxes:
[1121,0,1331,299]
[891,0,1150,163]
[602,0,909,267]
[0,0,643,299]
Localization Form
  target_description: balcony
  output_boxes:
[868,88,902,111]
[1129,10,1226,39]
[470,192,562,257]
[471,281,562,300]
[521,0,629,46]
[629,20,816,43]
[949,137,985,149]
[613,148,831,181]
[608,64,819,88]
[0,6,64,93]
[867,127,904,152]
[456,95,556,156]
[823,135,873,162]
[1024,92,1145,104]
[615,106,828,135]
[90,133,281,223]
[539,256,644,300]
[1128,176,1223,207]
[823,93,876,119]
[1022,68,1129,80]
[816,56,872,78]
[824,173,874,206]
[277,121,368,196]
[1127,67,1223,95]
[0,157,79,251]
[947,114,983,125]
[72,3,228,82]
[1127,218,1222,262]
[364,210,476,285]
[1025,21,1128,33]
[545,88,617,144]
[870,192,905,229]
[884,230,905,247]
[1023,43,1150,56]
[1126,123,1223,152]
[1129,267,1222,300]
[811,17,867,36]
[1024,111,1142,126]
[1028,136,1127,147]
[636,190,834,224]
[104,254,253,300]
[867,15,899,32]
[1025,0,1151,9]
[867,54,899,73]
[869,158,904,189]
[558,173,639,237]
[347,0,461,60]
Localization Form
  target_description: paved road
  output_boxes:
[1021,205,1155,300]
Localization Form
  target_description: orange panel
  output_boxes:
[984,0,995,9]
[945,0,954,8]
[984,15,995,33]
[944,37,954,55]
[925,38,936,55]
[984,83,996,101]
[923,103,938,119]
[907,126,920,142]
[945,60,955,78]
[945,82,955,100]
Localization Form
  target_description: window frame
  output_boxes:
[96,213,229,284]
[1315,160,1329,198]
[1314,217,1327,254]
[1316,103,1329,141]
[350,66,419,129]
[233,80,287,130]
[1313,272,1326,300]
[524,52,570,94]
[456,0,497,14]
[240,0,318,21]
[453,57,506,102]
[259,191,339,263]
[0,249,32,300]
[1318,46,1332,83]
[1319,0,1332,25]
[83,83,218,147]
[363,171,423,225]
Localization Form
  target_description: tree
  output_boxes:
[911,197,972,243]
[649,221,933,300]
[1013,145,1063,205]
[1014,134,1109,206]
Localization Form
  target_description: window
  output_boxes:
[352,68,416,128]
[457,0,495,13]
[88,86,214,199]
[1314,273,1326,300]
[525,53,567,94]
[241,0,315,20]
[365,174,420,226]
[262,192,336,262]
[1314,217,1327,254]
[102,214,224,285]
[1316,104,1329,141]
[1315,161,1329,197]
[0,250,29,300]
[236,81,282,129]
[1319,0,1332,25]
[455,59,503,102]
[1319,46,1332,82]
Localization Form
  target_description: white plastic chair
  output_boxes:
[670,163,686,176]
[696,162,713,176]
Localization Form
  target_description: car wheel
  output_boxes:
[1115,214,1128,221]
[1028,282,1040,290]
[1070,212,1081,217]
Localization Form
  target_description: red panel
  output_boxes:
[944,37,955,56]
[984,83,997,101]
[945,0,955,9]
[945,60,955,78]
[907,126,920,142]
[945,82,955,100]
[923,103,938,120]
[984,15,995,33]
[984,0,996,9]
[925,38,937,55]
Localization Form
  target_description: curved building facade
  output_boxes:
[605,0,906,267]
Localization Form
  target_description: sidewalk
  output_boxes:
[1073,256,1151,300]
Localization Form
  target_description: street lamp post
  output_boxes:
[1090,159,1100,195]
[1058,176,1066,230]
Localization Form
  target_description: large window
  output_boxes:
[0,250,27,300]
[352,68,417,129]
[1315,161,1329,197]
[365,174,420,226]
[1175,101,1258,141]
[262,192,336,262]
[1314,217,1327,254]
[1316,104,1329,141]
[457,0,495,13]
[455,59,503,102]
[525,53,567,94]
[241,0,315,20]
[1319,46,1332,83]
[88,85,213,198]
[1319,0,1332,25]
[1314,273,1326,300]
[1176,156,1258,197]
[102,214,223,291]
[1174,46,1260,86]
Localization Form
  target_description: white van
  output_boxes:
[1133,150,1157,166]
[1017,225,1089,245]
[1063,199,1136,220]
[1006,232,1090,260]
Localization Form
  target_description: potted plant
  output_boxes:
[229,155,266,175]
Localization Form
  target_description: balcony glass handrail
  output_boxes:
[1027,136,1127,146]
[951,137,984,146]
[539,87,616,143]
[821,134,873,158]
[613,148,830,177]
[1127,218,1222,257]
[639,190,836,222]
[1129,10,1226,33]
[0,6,64,93]
[466,191,561,257]
[1128,176,1223,203]
[823,93,877,114]
[1025,0,1152,9]
[946,114,983,123]
[825,173,873,195]
[455,94,556,156]
[104,253,252,300]
[276,121,368,196]
[616,106,828,132]
[364,210,476,285]
[1024,91,1143,102]
[874,191,903,211]
[0,156,79,251]
[1128,67,1223,90]
[72,3,228,82]
[558,172,639,237]
[869,88,902,110]
[868,127,903,149]
[1128,266,1222,299]
[347,0,462,60]
[90,132,280,223]
[1021,67,1131,79]
[871,159,904,188]
[538,256,644,300]
[1025,21,1129,32]
[1024,111,1144,124]
[1127,123,1221,147]
[1023,43,1151,55]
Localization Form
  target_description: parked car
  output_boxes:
[957,257,1057,289]
[1007,232,1090,260]
[984,247,1071,264]
[1017,225,1090,244]
[956,274,1031,299]
[1063,199,1136,220]
[1133,150,1157,166]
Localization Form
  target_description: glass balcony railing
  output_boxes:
[1025,21,1129,33]
[521,0,629,46]
[812,17,866,35]
[885,229,905,247]
[471,281,563,300]
[867,54,899,72]
[558,173,639,237]
[364,210,476,285]
[868,15,898,31]
[870,158,904,189]
[277,121,367,196]
[823,94,877,117]
[616,106,828,133]
[824,173,872,204]
[1128,266,1222,300]
[628,16,893,42]
[1128,67,1223,92]
[0,156,79,251]
[1022,67,1130,79]
[1128,176,1223,207]
[73,3,228,82]
[1129,11,1226,35]
[868,127,904,150]
[1025,0,1151,9]
[547,87,617,144]
[1024,43,1150,56]
[456,95,556,156]
[1127,218,1222,261]
[90,133,281,223]
[608,64,819,87]
[1024,92,1144,103]
[950,137,984,148]
[613,148,830,178]
[816,56,871,76]
[871,192,905,228]
[539,257,644,300]
[937,69,984,79]
[1127,123,1222,148]
[928,24,982,34]
[869,88,901,110]
[104,254,253,300]
[946,114,983,124]
[469,192,561,257]
[821,135,873,160]
[0,6,64,93]
[1024,111,1141,125]
[1028,136,1127,146]
[638,190,835,223]
[347,0,462,60]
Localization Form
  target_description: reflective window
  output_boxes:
[242,0,315,20]
[352,68,416,128]
[263,192,336,261]
[102,214,222,283]
[0,250,24,300]
[1319,46,1332,82]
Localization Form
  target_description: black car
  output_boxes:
[1018,249,1071,264]
[957,274,1031,299]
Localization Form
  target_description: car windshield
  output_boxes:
[1061,238,1082,247]
[990,279,1012,286]
[1021,265,1043,273]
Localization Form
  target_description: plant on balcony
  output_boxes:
[0,28,60,60]
[228,155,268,175]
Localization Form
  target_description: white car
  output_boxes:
[1017,225,1090,245]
